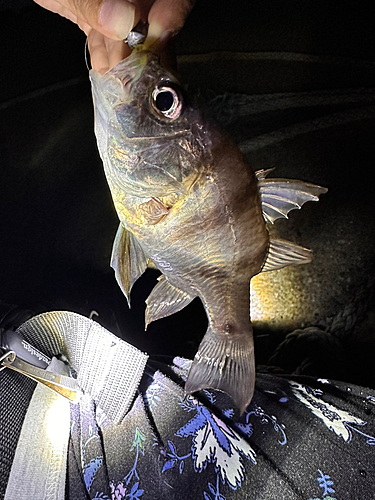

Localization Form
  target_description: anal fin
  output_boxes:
[262,238,312,272]
[145,276,195,328]
[185,328,255,415]
[110,223,149,306]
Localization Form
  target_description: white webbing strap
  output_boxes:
[5,311,148,499]
[76,316,149,423]
[15,311,149,424]
[5,357,70,500]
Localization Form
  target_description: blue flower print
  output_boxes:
[161,440,191,473]
[145,381,162,408]
[243,404,287,445]
[123,428,146,486]
[317,470,335,497]
[291,382,375,444]
[126,482,144,499]
[177,396,256,489]
[105,428,147,500]
[84,457,103,492]
[204,474,226,500]
[308,469,337,500]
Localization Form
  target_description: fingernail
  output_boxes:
[98,0,136,40]
[144,24,174,49]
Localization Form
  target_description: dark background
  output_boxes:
[1,1,375,387]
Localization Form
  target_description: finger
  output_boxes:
[88,30,129,73]
[73,0,141,40]
[145,0,195,48]
[35,0,140,40]
[34,0,79,24]
[106,37,131,70]
[88,29,111,74]
[76,18,92,36]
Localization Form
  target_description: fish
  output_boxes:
[90,48,327,414]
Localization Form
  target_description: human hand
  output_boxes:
[34,0,195,74]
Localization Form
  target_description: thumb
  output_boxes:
[70,0,140,40]
[145,0,195,48]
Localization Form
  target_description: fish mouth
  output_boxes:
[90,50,151,148]
[90,50,150,106]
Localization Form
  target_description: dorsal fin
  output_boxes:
[255,168,275,181]
[145,276,195,328]
[110,223,148,306]
[256,169,327,224]
[262,238,312,272]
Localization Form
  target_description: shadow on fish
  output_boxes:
[90,48,327,414]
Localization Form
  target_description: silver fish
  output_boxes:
[90,49,327,413]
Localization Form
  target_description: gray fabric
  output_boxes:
[0,370,36,498]
[16,311,149,424]
[4,357,70,500]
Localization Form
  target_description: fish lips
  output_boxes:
[91,51,164,144]
[90,50,149,109]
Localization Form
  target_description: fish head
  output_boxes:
[90,50,209,204]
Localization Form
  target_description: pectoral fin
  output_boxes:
[110,223,148,306]
[138,197,169,225]
[145,276,195,328]
[256,169,327,224]
[262,238,312,272]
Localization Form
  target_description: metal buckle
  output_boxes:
[0,348,82,403]
[0,349,16,372]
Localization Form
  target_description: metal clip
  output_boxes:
[125,21,148,49]
[0,348,82,403]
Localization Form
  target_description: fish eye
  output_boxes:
[151,84,183,120]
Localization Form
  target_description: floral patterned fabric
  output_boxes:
[66,358,375,500]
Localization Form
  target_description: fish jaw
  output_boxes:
[90,50,149,113]
[90,51,149,166]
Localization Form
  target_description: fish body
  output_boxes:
[90,50,326,413]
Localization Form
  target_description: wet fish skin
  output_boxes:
[90,49,326,414]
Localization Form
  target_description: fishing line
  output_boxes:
[84,37,91,71]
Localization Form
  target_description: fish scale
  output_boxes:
[91,49,327,414]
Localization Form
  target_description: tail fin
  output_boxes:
[185,328,255,414]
